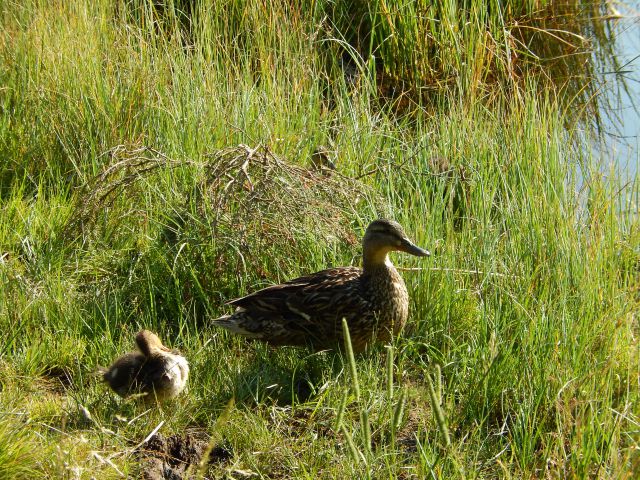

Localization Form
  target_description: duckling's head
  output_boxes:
[363,219,430,268]
[135,330,169,357]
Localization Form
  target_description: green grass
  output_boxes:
[1,1,638,478]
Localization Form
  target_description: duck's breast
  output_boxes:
[368,265,409,335]
[156,353,189,398]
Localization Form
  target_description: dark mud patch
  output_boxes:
[139,432,232,480]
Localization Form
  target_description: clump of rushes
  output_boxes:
[339,320,416,464]
[427,370,451,448]
[341,318,371,462]
[327,0,618,120]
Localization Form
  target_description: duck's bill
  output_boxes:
[400,238,430,257]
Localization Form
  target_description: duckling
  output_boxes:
[212,219,429,351]
[102,330,189,400]
[310,146,336,173]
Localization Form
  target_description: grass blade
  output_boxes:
[434,363,442,406]
[335,388,348,431]
[341,425,365,466]
[385,344,394,401]
[342,318,360,401]
[427,372,451,447]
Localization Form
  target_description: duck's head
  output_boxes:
[363,219,430,268]
[135,330,169,357]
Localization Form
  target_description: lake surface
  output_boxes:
[601,5,640,180]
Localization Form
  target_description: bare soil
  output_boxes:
[139,432,232,480]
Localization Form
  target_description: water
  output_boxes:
[600,5,640,181]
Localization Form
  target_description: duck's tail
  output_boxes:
[211,314,265,339]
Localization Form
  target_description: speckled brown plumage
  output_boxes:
[212,219,429,351]
[102,330,189,400]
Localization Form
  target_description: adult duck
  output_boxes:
[212,219,429,351]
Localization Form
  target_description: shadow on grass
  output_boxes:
[222,343,345,408]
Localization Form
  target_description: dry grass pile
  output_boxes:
[65,144,386,319]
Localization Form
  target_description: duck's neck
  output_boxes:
[136,340,152,357]
[363,247,395,274]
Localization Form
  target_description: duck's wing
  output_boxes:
[217,267,371,344]
[103,353,146,397]
[227,266,364,313]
